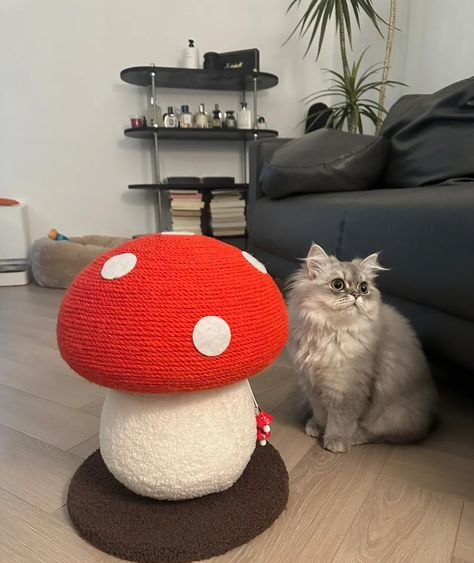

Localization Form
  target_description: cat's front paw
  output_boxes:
[324,436,350,454]
[305,418,321,438]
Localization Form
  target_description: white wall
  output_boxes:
[336,0,474,130]
[0,0,334,239]
[397,0,474,94]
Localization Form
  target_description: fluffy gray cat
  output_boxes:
[287,243,437,454]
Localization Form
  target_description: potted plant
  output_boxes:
[286,0,403,134]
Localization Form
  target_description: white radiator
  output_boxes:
[0,203,31,286]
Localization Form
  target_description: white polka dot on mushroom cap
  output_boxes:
[192,316,231,357]
[242,251,267,274]
[101,253,137,280]
[161,231,195,235]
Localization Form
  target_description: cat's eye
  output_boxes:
[358,282,369,294]
[330,278,345,291]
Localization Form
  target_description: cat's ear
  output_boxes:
[305,243,328,278]
[360,252,388,276]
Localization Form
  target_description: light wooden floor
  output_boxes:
[0,284,473,563]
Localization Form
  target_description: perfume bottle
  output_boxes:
[237,102,252,129]
[179,105,193,128]
[224,110,237,129]
[257,116,268,129]
[147,87,163,127]
[183,39,199,69]
[211,104,223,128]
[163,106,178,128]
[194,103,209,128]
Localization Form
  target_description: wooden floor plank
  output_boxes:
[0,311,59,349]
[332,477,462,563]
[0,487,99,562]
[0,355,104,408]
[382,447,474,501]
[68,434,100,459]
[79,397,105,416]
[250,347,298,412]
[218,443,392,562]
[266,390,315,472]
[0,424,83,513]
[454,501,474,562]
[0,384,99,450]
[0,336,68,373]
[0,285,63,320]
[0,283,65,304]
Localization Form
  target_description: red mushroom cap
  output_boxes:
[57,234,288,393]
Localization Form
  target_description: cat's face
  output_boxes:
[291,244,384,324]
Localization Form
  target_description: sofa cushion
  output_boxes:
[259,129,389,199]
[381,77,474,187]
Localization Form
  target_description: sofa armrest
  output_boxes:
[248,138,291,205]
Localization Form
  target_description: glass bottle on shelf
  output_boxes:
[194,103,209,128]
[237,102,252,129]
[147,86,163,127]
[163,106,179,128]
[212,104,223,128]
[224,110,237,129]
[179,105,193,128]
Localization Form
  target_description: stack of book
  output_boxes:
[209,190,246,237]
[169,190,204,234]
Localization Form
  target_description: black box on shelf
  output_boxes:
[217,49,260,72]
[165,177,200,185]
[201,177,235,187]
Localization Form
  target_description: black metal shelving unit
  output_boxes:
[121,66,278,91]
[124,127,278,141]
[121,64,279,237]
[128,183,249,191]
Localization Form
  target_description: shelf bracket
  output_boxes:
[150,65,163,232]
[252,69,258,129]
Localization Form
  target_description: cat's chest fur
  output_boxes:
[289,313,377,397]
[292,322,373,367]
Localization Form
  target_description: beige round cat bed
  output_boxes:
[31,235,129,289]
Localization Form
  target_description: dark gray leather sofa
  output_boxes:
[248,140,474,372]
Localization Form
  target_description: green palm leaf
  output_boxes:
[303,51,403,133]
[286,0,383,59]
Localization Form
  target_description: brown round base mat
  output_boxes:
[67,444,288,563]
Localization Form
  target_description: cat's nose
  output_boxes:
[350,291,360,299]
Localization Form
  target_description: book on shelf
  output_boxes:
[171,203,204,210]
[210,196,245,202]
[171,210,202,217]
[169,188,204,235]
[209,188,246,237]
[210,203,245,210]
[169,193,203,200]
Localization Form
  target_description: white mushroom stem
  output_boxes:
[99,380,256,500]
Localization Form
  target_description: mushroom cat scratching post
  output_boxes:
[58,233,289,563]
